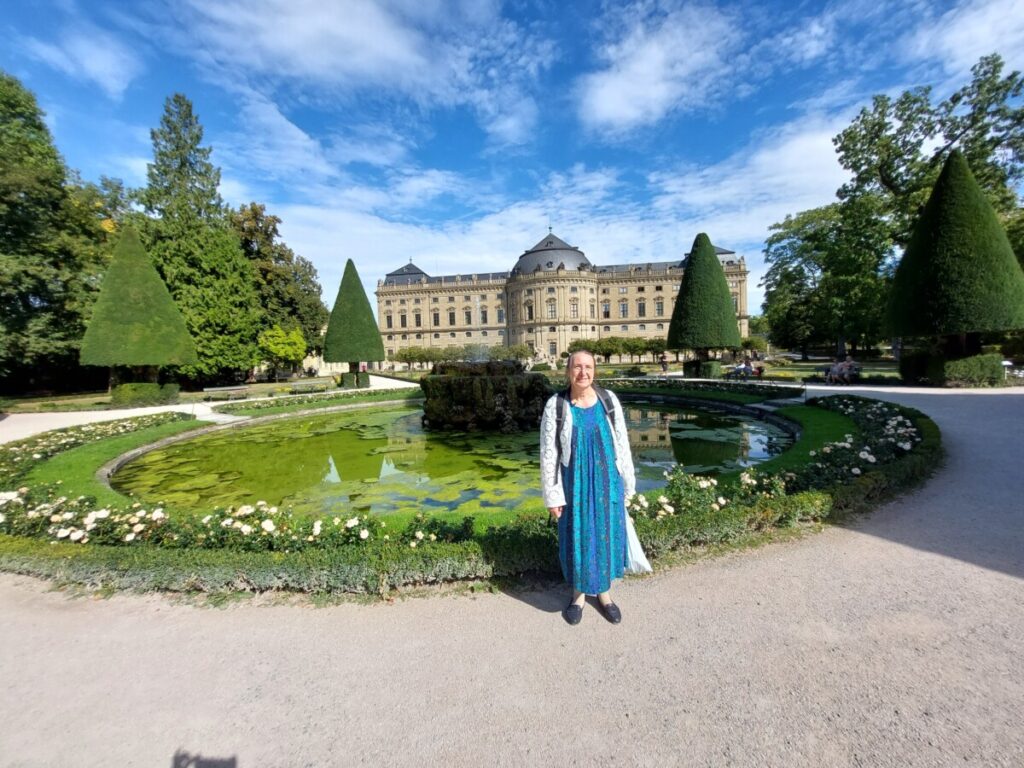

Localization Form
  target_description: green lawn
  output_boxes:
[21,419,213,506]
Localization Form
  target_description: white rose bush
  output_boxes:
[0,394,941,595]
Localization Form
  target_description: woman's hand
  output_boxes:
[548,506,563,520]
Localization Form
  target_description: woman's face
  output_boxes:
[567,352,595,390]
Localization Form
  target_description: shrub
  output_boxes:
[341,372,358,388]
[685,360,722,378]
[531,363,552,371]
[943,353,1004,387]
[356,371,371,388]
[110,383,180,406]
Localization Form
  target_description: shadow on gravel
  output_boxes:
[494,575,566,614]
[826,387,1024,581]
[172,750,237,767]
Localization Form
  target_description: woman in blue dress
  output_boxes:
[540,350,636,625]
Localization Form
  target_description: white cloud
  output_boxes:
[907,0,1024,74]
[173,0,556,146]
[21,24,143,100]
[577,3,741,133]
[216,93,338,184]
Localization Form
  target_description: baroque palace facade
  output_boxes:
[375,232,749,364]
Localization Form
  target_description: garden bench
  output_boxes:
[290,379,332,395]
[202,385,249,401]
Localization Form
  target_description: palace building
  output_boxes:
[375,232,749,364]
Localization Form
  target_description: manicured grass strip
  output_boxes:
[22,420,213,506]
[744,405,857,476]
[218,389,422,417]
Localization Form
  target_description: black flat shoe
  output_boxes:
[599,601,622,624]
[563,604,583,625]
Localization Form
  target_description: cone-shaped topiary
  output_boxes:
[80,228,197,367]
[888,150,1024,338]
[323,259,385,373]
[667,233,741,358]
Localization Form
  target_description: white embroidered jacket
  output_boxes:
[539,389,636,509]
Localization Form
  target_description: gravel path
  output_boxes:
[1,387,1022,767]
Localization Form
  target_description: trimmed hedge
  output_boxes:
[943,353,1004,387]
[0,394,942,597]
[110,383,180,406]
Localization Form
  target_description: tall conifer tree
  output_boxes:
[324,260,385,373]
[80,227,196,376]
[667,233,742,359]
[138,94,260,382]
[888,150,1024,355]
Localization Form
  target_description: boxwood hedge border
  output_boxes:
[0,390,942,598]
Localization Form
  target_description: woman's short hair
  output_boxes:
[565,349,596,374]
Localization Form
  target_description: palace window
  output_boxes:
[732,296,738,312]
[601,288,609,294]
[655,299,664,316]
[637,300,646,318]
[466,331,472,337]
[638,324,646,331]
[656,323,664,330]
[385,315,393,329]
[481,308,488,324]
[636,286,645,293]
[385,300,392,306]
[414,298,421,304]
[526,304,534,321]
[547,287,556,294]
[448,311,456,325]
[570,286,578,293]
[497,308,505,323]
[549,342,557,356]
[401,334,408,340]
[448,296,455,302]
[526,289,534,295]
[601,301,610,319]
[547,300,557,319]
[465,310,472,325]
[619,300,628,318]
[620,325,628,332]
[569,300,579,318]
[433,311,440,326]
[498,329,505,336]
[589,302,596,319]
[432,297,439,303]
[464,295,471,301]
[482,330,488,337]
[386,334,393,341]
[619,286,628,294]
[400,299,406,305]
[655,285,663,291]
[449,332,456,338]
[399,314,407,328]
[548,326,555,332]
[415,333,422,339]
[603,326,610,332]
[572,326,579,331]
[433,333,440,338]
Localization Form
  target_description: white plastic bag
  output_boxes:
[625,515,652,574]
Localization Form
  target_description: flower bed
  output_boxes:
[0,413,194,488]
[0,395,941,596]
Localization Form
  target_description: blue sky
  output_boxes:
[3,0,1022,313]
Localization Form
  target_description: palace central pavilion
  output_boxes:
[375,232,749,364]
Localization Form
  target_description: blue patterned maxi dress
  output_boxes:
[558,402,627,594]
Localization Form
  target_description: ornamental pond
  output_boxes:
[111,403,793,523]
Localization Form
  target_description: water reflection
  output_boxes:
[112,403,792,517]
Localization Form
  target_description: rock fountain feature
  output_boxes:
[420,360,552,432]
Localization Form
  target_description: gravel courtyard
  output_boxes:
[1,386,1021,767]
